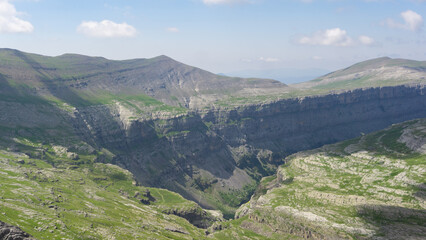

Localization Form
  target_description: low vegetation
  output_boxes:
[228,119,426,239]
[0,138,211,239]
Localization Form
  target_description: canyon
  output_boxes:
[0,49,425,239]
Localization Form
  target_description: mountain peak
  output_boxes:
[0,49,288,109]
[154,55,173,60]
[293,56,426,92]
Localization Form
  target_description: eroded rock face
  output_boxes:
[0,49,425,212]
[398,120,426,154]
[56,85,425,211]
[232,119,426,240]
[1,83,424,212]
[162,206,222,229]
[0,221,34,240]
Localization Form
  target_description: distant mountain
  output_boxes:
[0,48,287,109]
[294,57,426,92]
[0,49,425,239]
[225,68,329,84]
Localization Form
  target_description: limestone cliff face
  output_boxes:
[66,85,426,209]
[1,49,425,216]
[204,85,426,155]
[0,221,34,240]
[232,118,426,240]
[1,83,423,211]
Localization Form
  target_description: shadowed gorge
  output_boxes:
[0,49,425,239]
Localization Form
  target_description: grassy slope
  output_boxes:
[225,119,425,239]
[1,50,426,239]
[0,48,287,111]
[0,138,211,239]
[1,49,425,110]
[0,137,270,239]
[214,57,426,108]
[294,57,426,92]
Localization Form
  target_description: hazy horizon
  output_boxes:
[0,0,424,78]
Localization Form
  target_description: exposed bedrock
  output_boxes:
[0,221,34,240]
[66,85,425,209]
[203,85,426,155]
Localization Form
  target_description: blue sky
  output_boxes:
[1,0,425,81]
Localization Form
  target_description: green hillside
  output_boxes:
[294,57,426,94]
[0,49,425,239]
[0,138,215,239]
[224,119,426,239]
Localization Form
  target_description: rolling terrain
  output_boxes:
[0,142,215,239]
[0,118,424,239]
[0,49,425,239]
[229,118,426,240]
[295,57,426,91]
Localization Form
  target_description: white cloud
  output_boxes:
[259,57,280,62]
[358,35,375,45]
[298,28,353,46]
[312,56,323,60]
[299,28,375,47]
[401,10,423,31]
[386,10,423,31]
[0,0,33,33]
[77,20,136,38]
[203,0,251,5]
[166,27,179,33]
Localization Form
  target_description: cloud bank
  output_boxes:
[358,35,375,45]
[77,20,136,38]
[298,28,375,46]
[386,10,423,31]
[298,28,353,46]
[0,0,33,33]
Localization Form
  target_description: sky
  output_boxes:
[0,0,425,82]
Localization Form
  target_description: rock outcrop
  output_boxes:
[0,221,34,240]
[0,49,425,213]
[230,119,426,239]
[162,205,223,229]
[67,84,426,211]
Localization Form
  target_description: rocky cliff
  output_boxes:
[229,118,426,239]
[1,49,425,216]
[0,221,34,240]
[65,84,426,215]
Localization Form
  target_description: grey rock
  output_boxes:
[0,221,34,240]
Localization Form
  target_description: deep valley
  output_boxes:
[0,49,425,239]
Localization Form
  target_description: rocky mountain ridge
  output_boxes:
[0,49,425,220]
[295,57,426,92]
[231,118,426,239]
[0,48,286,109]
[49,84,426,216]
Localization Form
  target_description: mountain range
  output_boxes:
[0,48,425,239]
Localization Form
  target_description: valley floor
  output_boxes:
[0,118,425,239]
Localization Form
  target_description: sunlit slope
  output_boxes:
[0,48,287,109]
[294,57,426,93]
[0,138,221,239]
[213,57,426,107]
[229,118,426,239]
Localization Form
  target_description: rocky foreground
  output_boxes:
[0,49,425,216]
[222,118,426,239]
[0,49,425,239]
[0,221,34,240]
